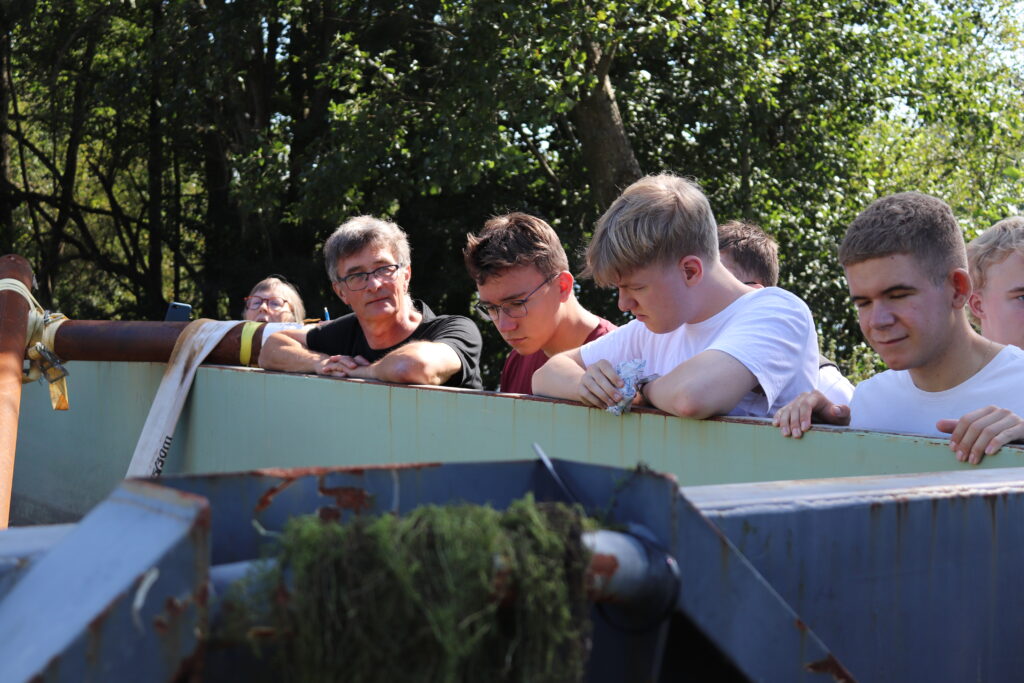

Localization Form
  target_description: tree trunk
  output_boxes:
[145,0,165,319]
[201,130,233,317]
[0,26,14,253]
[570,41,642,212]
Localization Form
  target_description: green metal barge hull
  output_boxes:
[12,360,1024,524]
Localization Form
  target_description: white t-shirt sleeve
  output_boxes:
[818,365,855,405]
[706,290,817,409]
[579,319,643,369]
[261,321,306,344]
[848,380,871,430]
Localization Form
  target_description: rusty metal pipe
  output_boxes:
[583,529,679,608]
[52,320,265,366]
[0,255,35,528]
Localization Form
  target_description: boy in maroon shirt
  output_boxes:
[464,213,615,393]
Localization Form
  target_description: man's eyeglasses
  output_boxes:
[244,295,290,311]
[475,273,557,320]
[339,263,404,291]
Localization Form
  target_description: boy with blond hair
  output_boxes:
[533,174,819,418]
[967,216,1024,348]
[775,193,1024,464]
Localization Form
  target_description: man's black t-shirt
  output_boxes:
[305,301,483,390]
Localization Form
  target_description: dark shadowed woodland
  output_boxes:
[2,0,1021,385]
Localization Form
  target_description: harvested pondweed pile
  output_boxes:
[226,495,592,683]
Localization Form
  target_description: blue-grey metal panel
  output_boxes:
[689,467,1024,681]
[159,459,850,681]
[0,524,73,598]
[0,481,209,683]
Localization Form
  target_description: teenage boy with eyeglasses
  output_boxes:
[774,193,1024,464]
[260,215,483,389]
[533,174,819,418]
[464,212,615,393]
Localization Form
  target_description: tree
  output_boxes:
[1,0,1020,387]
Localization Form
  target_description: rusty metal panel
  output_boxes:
[689,467,1024,682]
[158,458,851,681]
[0,481,208,683]
[2,457,857,681]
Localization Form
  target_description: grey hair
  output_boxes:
[323,216,412,283]
[245,276,306,322]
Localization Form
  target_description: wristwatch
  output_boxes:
[635,374,660,404]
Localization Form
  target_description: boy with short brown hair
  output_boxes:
[464,212,614,393]
[775,193,1024,464]
[716,220,854,405]
[717,220,780,288]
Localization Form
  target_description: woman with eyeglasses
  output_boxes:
[242,276,306,323]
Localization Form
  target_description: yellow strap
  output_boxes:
[239,321,260,367]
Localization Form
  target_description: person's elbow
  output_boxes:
[664,393,719,419]
[659,382,737,419]
[531,363,564,397]
[385,355,451,385]
[531,365,551,394]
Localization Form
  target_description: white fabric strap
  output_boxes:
[0,278,70,409]
[0,279,44,345]
[125,319,238,478]
[0,279,37,303]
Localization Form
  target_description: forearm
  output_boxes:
[259,333,328,373]
[643,376,724,418]
[645,351,757,419]
[350,342,460,385]
[532,353,585,399]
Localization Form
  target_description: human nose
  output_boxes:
[617,288,633,313]
[867,302,895,329]
[496,308,518,331]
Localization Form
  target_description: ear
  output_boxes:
[968,291,986,320]
[949,268,972,308]
[678,255,704,286]
[556,271,574,303]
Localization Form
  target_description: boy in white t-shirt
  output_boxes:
[774,192,1024,464]
[718,219,855,405]
[532,174,819,418]
[967,216,1024,349]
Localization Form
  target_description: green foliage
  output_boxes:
[222,496,591,683]
[1,0,1021,383]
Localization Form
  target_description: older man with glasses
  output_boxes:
[464,212,615,393]
[260,215,483,389]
